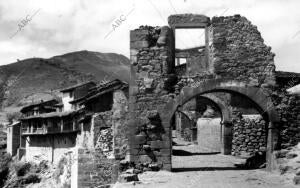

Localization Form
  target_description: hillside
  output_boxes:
[0,50,130,120]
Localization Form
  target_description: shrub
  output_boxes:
[19,173,41,184]
[0,153,12,187]
[14,162,31,177]
[53,156,68,181]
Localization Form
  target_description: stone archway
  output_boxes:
[174,94,232,149]
[195,94,233,154]
[161,79,280,171]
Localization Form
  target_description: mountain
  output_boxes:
[0,50,130,114]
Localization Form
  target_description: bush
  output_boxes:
[0,153,12,187]
[19,173,41,184]
[53,156,68,181]
[14,162,31,177]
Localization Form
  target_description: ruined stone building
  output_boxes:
[6,13,300,188]
[128,13,300,174]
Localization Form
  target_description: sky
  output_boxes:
[0,0,300,72]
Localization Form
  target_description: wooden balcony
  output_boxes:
[20,110,82,135]
[21,123,80,135]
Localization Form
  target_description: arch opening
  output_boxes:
[165,81,279,171]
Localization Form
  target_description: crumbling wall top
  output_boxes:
[168,14,210,28]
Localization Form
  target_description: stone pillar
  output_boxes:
[129,26,175,171]
[221,121,233,155]
[191,127,198,144]
[266,122,279,171]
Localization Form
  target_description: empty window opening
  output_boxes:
[175,28,205,50]
[176,58,187,66]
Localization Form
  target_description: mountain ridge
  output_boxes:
[0,50,130,114]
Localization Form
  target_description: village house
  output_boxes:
[17,81,96,163]
[7,79,129,166]
[60,81,96,111]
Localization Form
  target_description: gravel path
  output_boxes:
[114,140,296,188]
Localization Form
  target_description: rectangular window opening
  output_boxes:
[176,58,187,66]
[175,28,206,50]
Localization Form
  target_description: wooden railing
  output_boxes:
[21,123,80,135]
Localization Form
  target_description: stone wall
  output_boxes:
[175,48,208,76]
[197,118,222,153]
[128,13,300,173]
[77,148,118,188]
[76,113,116,187]
[112,90,129,160]
[76,89,129,186]
[129,25,175,170]
[272,92,300,149]
[7,122,20,156]
[232,115,267,156]
[25,134,76,164]
[209,15,276,88]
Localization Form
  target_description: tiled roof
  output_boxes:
[20,99,59,113]
[69,79,128,104]
[60,81,96,92]
[20,110,78,120]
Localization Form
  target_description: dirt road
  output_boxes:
[114,140,296,188]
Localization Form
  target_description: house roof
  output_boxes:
[69,79,128,105]
[82,79,128,104]
[20,99,59,113]
[60,81,96,92]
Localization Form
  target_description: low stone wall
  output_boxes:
[77,148,118,188]
[232,115,267,156]
[273,93,300,149]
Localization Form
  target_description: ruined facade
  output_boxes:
[128,14,300,172]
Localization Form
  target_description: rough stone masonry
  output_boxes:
[127,14,300,171]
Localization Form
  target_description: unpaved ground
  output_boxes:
[115,140,296,188]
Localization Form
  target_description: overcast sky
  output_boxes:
[0,0,300,72]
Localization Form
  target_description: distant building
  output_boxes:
[60,81,96,111]
[75,79,128,113]
[12,79,128,165]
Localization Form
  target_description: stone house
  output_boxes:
[60,81,96,111]
[17,81,96,163]
[8,79,129,186]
